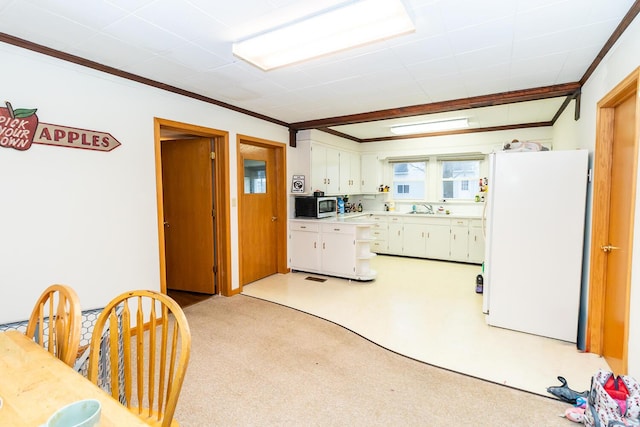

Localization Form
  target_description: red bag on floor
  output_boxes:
[604,374,630,410]
[583,369,640,427]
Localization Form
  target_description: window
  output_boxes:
[441,160,480,200]
[243,159,266,193]
[392,161,426,199]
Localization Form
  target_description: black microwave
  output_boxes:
[295,196,337,218]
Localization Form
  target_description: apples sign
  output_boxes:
[0,99,121,152]
[0,101,38,151]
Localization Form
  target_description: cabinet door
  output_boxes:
[321,225,355,276]
[310,144,327,193]
[450,225,469,262]
[339,151,361,194]
[325,147,340,194]
[339,150,351,193]
[387,221,403,254]
[310,144,340,194]
[425,224,450,260]
[402,223,427,257]
[289,229,320,272]
[360,153,381,193]
[468,221,485,264]
[349,151,361,194]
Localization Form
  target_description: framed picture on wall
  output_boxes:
[291,175,305,193]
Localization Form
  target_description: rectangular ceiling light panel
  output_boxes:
[390,118,470,135]
[232,0,415,71]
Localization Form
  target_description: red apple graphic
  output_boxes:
[0,101,38,151]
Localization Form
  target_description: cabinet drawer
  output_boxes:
[470,219,483,227]
[321,223,353,234]
[372,221,387,230]
[422,217,451,226]
[371,229,388,240]
[371,241,387,252]
[290,222,320,232]
[388,215,403,223]
[370,215,388,223]
[451,218,469,227]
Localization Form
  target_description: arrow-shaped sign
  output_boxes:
[33,123,121,152]
[0,101,121,152]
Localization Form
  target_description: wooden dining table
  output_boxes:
[0,330,149,426]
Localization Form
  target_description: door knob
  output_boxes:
[601,244,619,253]
[271,216,277,222]
[164,221,169,228]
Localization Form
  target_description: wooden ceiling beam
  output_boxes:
[290,83,581,130]
[322,121,554,143]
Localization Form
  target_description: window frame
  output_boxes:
[439,158,481,201]
[389,160,428,201]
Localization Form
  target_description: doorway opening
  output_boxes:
[587,67,639,374]
[154,118,232,298]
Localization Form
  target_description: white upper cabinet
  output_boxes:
[310,144,340,194]
[339,150,361,194]
[360,153,381,194]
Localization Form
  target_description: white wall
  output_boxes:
[0,43,288,323]
[552,15,640,376]
[3,12,639,374]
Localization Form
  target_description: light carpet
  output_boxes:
[174,295,571,426]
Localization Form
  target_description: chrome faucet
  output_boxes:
[422,204,434,214]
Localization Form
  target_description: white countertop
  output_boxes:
[290,211,482,223]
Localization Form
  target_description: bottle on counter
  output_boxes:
[357,200,363,212]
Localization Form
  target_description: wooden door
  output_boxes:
[161,138,215,293]
[239,142,278,284]
[602,94,636,373]
[588,68,639,374]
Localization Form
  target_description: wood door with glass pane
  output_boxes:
[239,142,278,284]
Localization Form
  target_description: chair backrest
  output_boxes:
[88,290,191,427]
[25,284,82,367]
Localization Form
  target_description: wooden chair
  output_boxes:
[25,284,82,367]
[88,290,191,427]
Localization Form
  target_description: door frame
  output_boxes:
[587,67,640,370]
[154,118,232,296]
[236,134,289,289]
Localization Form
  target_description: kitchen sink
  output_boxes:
[406,211,434,215]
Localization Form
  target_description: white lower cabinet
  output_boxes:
[378,214,482,264]
[450,219,470,262]
[387,216,403,254]
[402,221,427,257]
[289,222,320,272]
[321,224,356,277]
[468,219,485,263]
[289,220,376,281]
[425,220,451,260]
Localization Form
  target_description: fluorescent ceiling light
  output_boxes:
[390,118,470,135]
[232,0,415,71]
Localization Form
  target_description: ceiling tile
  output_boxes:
[0,0,635,138]
[102,14,186,54]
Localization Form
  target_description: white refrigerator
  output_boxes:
[483,149,589,342]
